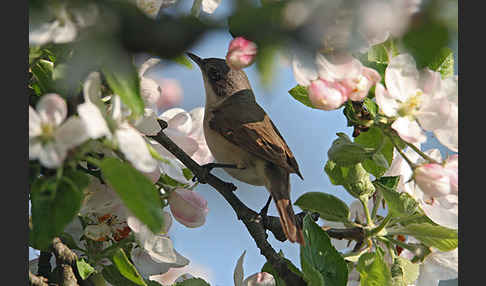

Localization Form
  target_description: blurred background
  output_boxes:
[29,0,458,285]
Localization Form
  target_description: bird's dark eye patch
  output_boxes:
[208,67,222,81]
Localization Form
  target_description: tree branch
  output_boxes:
[149,120,368,285]
[50,237,79,286]
[29,271,49,286]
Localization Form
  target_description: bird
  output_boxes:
[186,52,305,244]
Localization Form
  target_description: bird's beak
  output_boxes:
[186,52,203,68]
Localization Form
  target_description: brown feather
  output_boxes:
[209,89,303,179]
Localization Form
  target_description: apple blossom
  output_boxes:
[226,37,258,70]
[401,238,458,286]
[375,54,458,146]
[77,72,158,172]
[131,246,189,279]
[385,148,458,229]
[292,52,380,110]
[29,93,88,168]
[168,188,208,228]
[414,155,458,198]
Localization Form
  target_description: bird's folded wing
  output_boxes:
[209,90,302,179]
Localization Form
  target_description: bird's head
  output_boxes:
[187,52,252,107]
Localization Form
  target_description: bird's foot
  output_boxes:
[259,195,273,217]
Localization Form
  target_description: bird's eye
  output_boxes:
[208,68,221,81]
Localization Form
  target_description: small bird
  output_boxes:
[187,52,305,244]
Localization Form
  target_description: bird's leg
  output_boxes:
[259,195,273,217]
[193,163,242,183]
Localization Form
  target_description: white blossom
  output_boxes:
[29,94,88,168]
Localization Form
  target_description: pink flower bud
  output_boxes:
[414,163,455,198]
[168,188,208,228]
[243,272,276,286]
[157,79,183,110]
[308,79,348,110]
[226,37,258,70]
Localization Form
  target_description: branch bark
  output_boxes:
[29,271,49,286]
[149,120,367,285]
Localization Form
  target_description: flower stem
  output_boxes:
[369,213,392,237]
[360,196,374,227]
[385,132,418,170]
[405,141,440,164]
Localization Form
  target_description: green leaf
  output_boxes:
[288,85,316,109]
[76,259,96,280]
[363,98,378,118]
[356,251,392,286]
[390,257,420,286]
[29,46,44,65]
[261,250,303,286]
[374,180,418,218]
[170,54,193,69]
[300,215,348,286]
[427,47,454,78]
[102,265,142,286]
[112,248,147,286]
[328,133,374,166]
[301,258,325,286]
[324,160,350,186]
[295,192,350,222]
[31,59,55,94]
[368,38,399,64]
[100,158,163,233]
[374,176,400,192]
[402,17,450,69]
[102,55,144,117]
[354,127,394,178]
[30,171,86,250]
[389,223,458,252]
[173,278,211,286]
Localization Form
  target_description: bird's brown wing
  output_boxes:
[209,89,303,179]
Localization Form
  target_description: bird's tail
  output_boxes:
[263,163,305,245]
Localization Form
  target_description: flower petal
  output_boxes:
[38,142,66,168]
[36,93,67,126]
[78,102,112,139]
[115,125,158,173]
[291,50,318,86]
[135,108,162,136]
[159,158,192,184]
[29,106,42,138]
[391,117,426,144]
[55,117,89,151]
[385,54,420,102]
[83,72,104,106]
[375,83,399,117]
